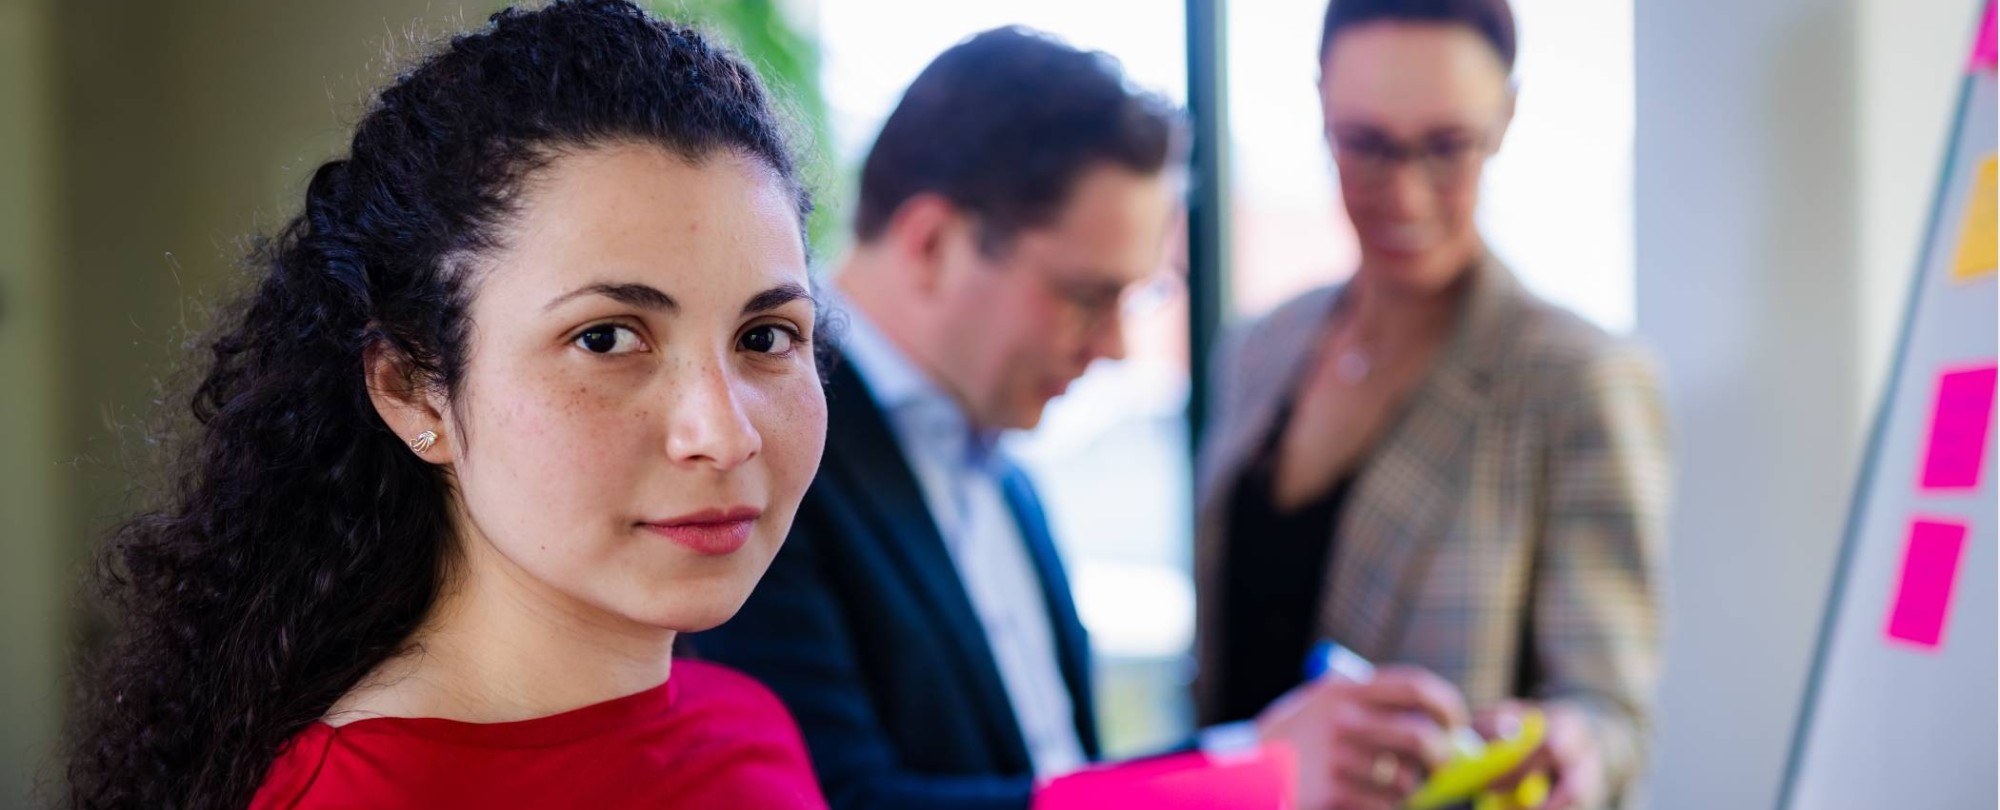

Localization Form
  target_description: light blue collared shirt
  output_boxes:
[833,290,1088,779]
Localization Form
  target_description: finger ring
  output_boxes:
[1372,752,1398,787]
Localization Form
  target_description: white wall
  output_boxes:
[1635,0,1970,807]
[1857,1,1972,403]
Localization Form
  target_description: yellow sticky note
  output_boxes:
[1408,710,1545,810]
[1952,153,1997,282]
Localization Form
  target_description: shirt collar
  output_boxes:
[831,289,1005,470]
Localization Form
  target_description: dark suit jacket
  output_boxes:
[694,356,1100,810]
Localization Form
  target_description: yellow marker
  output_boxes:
[1952,153,1997,282]
[1407,709,1545,810]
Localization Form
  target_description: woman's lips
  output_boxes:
[640,507,761,555]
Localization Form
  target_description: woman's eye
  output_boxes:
[574,324,644,355]
[740,324,798,356]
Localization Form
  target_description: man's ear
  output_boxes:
[364,339,455,463]
[880,193,969,298]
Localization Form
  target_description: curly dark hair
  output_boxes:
[63,3,809,808]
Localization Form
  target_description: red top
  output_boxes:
[250,659,828,809]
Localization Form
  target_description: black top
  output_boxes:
[1212,406,1354,725]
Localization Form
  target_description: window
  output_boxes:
[1226,0,1635,330]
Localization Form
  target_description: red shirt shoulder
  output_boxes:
[250,660,825,810]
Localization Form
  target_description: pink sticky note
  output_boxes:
[1972,0,1995,72]
[1035,745,1297,809]
[1919,363,1998,491]
[1885,518,1970,649]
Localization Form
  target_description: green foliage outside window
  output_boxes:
[658,0,845,260]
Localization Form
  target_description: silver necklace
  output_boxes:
[1334,347,1372,384]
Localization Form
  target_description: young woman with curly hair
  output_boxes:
[64,2,831,807]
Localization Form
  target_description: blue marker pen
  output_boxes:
[1305,640,1485,756]
[1304,639,1376,682]
[1193,640,1377,757]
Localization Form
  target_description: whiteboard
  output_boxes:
[1778,6,1998,808]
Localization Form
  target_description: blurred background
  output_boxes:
[0,0,1979,806]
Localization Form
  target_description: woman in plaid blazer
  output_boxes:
[1191,1,1671,808]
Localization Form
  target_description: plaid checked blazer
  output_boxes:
[1191,257,1671,802]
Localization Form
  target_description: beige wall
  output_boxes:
[1,0,68,803]
[2,2,503,805]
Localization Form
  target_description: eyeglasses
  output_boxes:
[1329,128,1494,190]
[970,218,1185,336]
[1037,267,1182,335]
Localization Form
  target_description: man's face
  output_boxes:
[927,164,1179,430]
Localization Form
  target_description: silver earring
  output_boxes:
[409,430,438,454]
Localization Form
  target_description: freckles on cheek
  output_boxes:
[468,367,591,474]
[762,378,828,477]
[489,383,560,444]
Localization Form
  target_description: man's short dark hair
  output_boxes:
[854,26,1183,254]
[1319,0,1517,72]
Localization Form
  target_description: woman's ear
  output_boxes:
[364,340,456,464]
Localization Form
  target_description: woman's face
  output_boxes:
[439,143,824,634]
[1320,22,1512,294]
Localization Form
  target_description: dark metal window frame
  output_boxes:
[1184,0,1230,457]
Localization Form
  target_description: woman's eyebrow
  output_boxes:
[740,282,811,317]
[543,282,679,313]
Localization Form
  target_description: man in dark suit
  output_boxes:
[694,26,1469,810]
